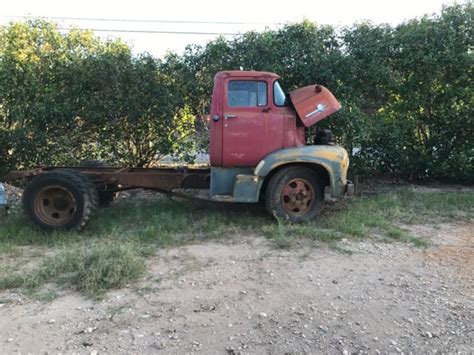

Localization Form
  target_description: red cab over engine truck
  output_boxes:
[4,71,354,231]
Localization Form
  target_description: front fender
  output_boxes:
[254,145,349,197]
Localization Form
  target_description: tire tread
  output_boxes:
[22,170,98,231]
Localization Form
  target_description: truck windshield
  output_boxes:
[274,81,287,106]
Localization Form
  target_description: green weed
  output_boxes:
[0,242,145,297]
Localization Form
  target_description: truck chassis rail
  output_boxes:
[5,166,211,192]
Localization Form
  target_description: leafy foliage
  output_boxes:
[0,3,472,182]
[0,20,193,173]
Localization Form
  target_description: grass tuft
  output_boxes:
[0,243,145,297]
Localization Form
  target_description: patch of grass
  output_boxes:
[0,188,471,296]
[135,286,160,297]
[311,189,473,244]
[0,242,145,297]
[330,244,354,255]
[34,289,60,302]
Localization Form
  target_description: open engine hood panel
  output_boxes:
[289,85,341,127]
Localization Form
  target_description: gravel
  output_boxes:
[0,222,472,353]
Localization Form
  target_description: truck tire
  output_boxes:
[79,160,116,207]
[22,170,98,231]
[265,166,324,223]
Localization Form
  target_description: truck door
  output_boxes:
[221,79,268,167]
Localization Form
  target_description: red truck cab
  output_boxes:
[209,71,341,168]
[210,71,305,167]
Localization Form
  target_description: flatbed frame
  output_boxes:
[5,166,211,192]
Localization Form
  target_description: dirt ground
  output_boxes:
[0,221,472,354]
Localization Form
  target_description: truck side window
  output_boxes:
[228,81,267,107]
[274,80,288,106]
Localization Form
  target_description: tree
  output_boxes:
[359,3,474,181]
[0,20,196,173]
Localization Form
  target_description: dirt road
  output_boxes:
[1,223,472,354]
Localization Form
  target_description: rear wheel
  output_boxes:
[265,166,324,223]
[23,170,98,231]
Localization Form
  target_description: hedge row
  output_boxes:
[0,3,472,182]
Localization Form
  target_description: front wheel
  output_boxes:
[265,166,324,223]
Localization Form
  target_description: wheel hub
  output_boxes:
[34,186,77,226]
[281,178,315,215]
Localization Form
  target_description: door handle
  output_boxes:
[224,114,237,120]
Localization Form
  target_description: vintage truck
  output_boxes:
[3,70,353,231]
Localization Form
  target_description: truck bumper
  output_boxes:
[345,180,355,196]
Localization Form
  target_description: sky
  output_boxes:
[1,0,458,58]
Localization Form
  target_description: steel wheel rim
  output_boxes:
[34,185,77,226]
[281,178,315,216]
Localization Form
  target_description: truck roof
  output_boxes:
[215,70,280,80]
